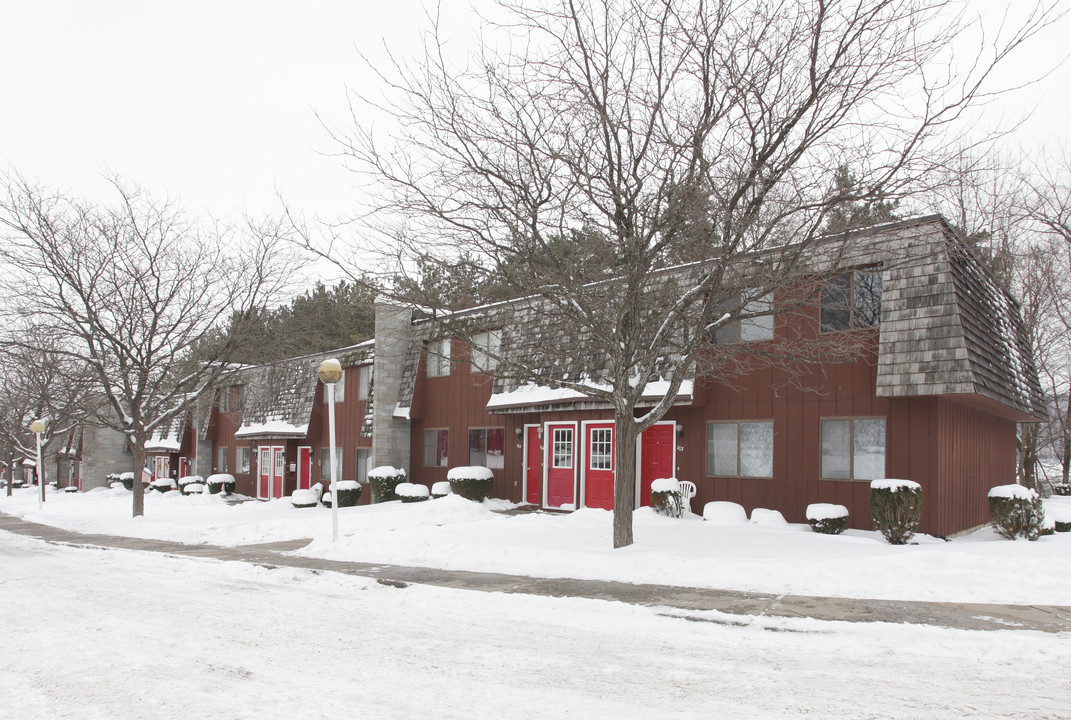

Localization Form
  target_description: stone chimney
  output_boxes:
[372,299,413,473]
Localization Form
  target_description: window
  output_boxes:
[218,388,230,413]
[424,429,449,467]
[821,417,886,480]
[358,365,371,401]
[470,330,502,373]
[217,446,229,473]
[552,428,574,469]
[237,447,251,474]
[713,293,774,344]
[427,338,451,377]
[821,269,882,332]
[320,447,344,481]
[356,448,372,483]
[235,385,245,412]
[705,421,774,477]
[589,428,613,470]
[324,369,345,402]
[468,428,505,469]
[153,455,170,480]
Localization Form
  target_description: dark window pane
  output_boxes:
[821,273,852,331]
[853,271,882,327]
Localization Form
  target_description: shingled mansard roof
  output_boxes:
[391,215,1044,422]
[201,341,375,441]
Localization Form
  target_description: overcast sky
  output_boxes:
[2,1,1069,228]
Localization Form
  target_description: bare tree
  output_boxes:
[311,0,1054,547]
[0,339,102,496]
[1019,152,1071,488]
[0,175,289,516]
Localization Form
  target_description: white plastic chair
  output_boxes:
[677,480,697,501]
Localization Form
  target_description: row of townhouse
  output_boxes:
[106,215,1043,537]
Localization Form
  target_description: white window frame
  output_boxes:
[427,339,451,378]
[705,420,774,478]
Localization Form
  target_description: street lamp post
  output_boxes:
[30,419,45,510]
[317,359,343,541]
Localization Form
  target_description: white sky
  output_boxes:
[1,1,1069,225]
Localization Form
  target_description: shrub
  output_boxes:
[63,485,79,493]
[178,475,204,495]
[701,501,748,525]
[806,503,850,535]
[988,485,1048,541]
[869,479,923,545]
[447,466,494,501]
[150,477,176,493]
[292,487,320,508]
[368,466,406,503]
[206,473,236,495]
[113,472,135,491]
[431,481,452,499]
[335,480,362,507]
[650,478,684,518]
[1052,484,1071,497]
[397,482,431,503]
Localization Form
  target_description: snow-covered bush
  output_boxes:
[368,466,406,503]
[806,503,850,535]
[988,485,1048,541]
[750,508,787,526]
[150,477,176,493]
[1051,484,1070,497]
[1048,504,1071,533]
[110,472,134,490]
[869,479,922,545]
[206,473,236,495]
[292,488,320,508]
[178,475,204,495]
[63,485,79,493]
[650,478,684,518]
[447,466,494,501]
[702,501,748,525]
[335,480,362,507]
[397,482,430,503]
[431,481,452,499]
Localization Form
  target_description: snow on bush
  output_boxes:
[447,466,494,501]
[181,483,205,495]
[806,503,850,535]
[150,477,176,493]
[431,481,452,498]
[750,508,787,526]
[63,485,79,493]
[702,501,747,525]
[333,479,362,507]
[206,474,236,495]
[368,466,406,503]
[870,479,922,545]
[1048,503,1071,533]
[292,488,320,508]
[650,478,684,518]
[397,482,430,503]
[177,475,203,488]
[988,484,1048,541]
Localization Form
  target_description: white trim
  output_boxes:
[297,445,312,490]
[543,420,578,509]
[580,419,615,510]
[636,421,678,507]
[521,423,540,505]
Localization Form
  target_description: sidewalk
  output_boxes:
[3,511,1069,633]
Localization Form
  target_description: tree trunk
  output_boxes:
[132,437,146,518]
[613,413,639,549]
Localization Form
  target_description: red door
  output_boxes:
[272,447,285,499]
[639,423,675,507]
[258,447,272,499]
[297,446,312,491]
[584,422,615,510]
[525,425,542,505]
[546,423,576,508]
[178,457,188,478]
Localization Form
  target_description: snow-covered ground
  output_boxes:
[2,531,1068,720]
[3,485,1070,606]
